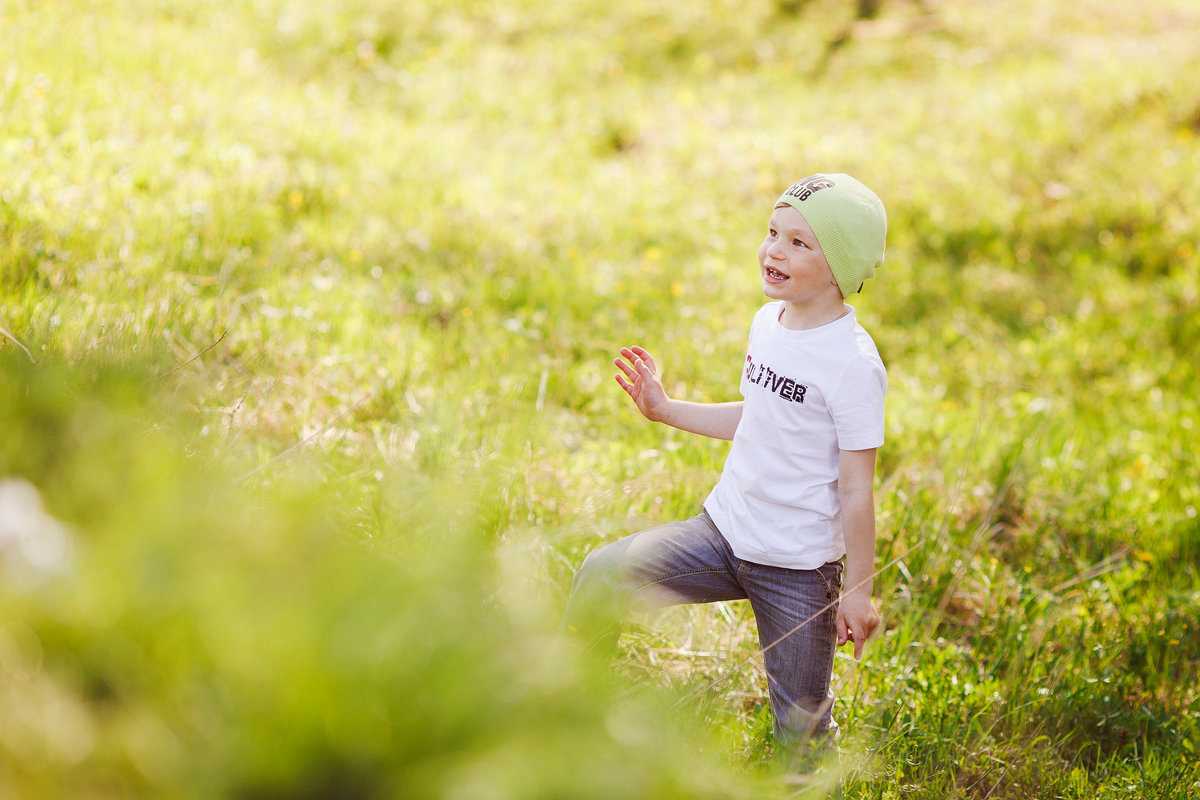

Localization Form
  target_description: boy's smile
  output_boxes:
[758,205,843,321]
[763,265,790,283]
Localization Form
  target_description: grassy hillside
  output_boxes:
[2,0,1198,797]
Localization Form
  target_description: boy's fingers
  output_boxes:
[838,623,864,660]
[629,346,656,371]
[617,350,651,377]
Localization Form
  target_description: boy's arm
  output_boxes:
[615,346,743,441]
[836,447,882,660]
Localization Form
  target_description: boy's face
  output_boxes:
[758,205,841,305]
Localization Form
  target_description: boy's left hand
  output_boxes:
[836,590,880,660]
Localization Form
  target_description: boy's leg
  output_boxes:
[740,561,843,749]
[562,510,747,658]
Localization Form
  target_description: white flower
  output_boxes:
[0,478,72,576]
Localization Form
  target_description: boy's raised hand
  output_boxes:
[615,346,670,422]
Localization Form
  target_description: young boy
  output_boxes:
[564,173,887,751]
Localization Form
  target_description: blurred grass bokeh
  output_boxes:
[2,0,1198,797]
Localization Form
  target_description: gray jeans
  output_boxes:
[563,510,843,744]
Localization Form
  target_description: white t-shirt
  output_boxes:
[703,302,886,569]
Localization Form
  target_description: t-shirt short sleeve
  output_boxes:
[828,354,886,451]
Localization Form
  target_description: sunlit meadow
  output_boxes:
[2,0,1198,797]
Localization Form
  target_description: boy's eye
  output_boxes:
[792,239,806,248]
[768,228,778,238]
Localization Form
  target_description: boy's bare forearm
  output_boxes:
[838,448,879,595]
[655,399,743,441]
[837,448,882,658]
[840,488,877,595]
[615,346,742,439]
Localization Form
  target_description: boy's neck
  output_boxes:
[778,298,850,331]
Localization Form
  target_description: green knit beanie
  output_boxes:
[775,173,887,298]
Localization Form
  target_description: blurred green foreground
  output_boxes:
[0,361,752,798]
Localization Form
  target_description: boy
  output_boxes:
[564,173,887,753]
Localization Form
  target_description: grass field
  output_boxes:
[2,0,1199,797]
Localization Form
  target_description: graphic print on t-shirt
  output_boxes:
[744,355,807,404]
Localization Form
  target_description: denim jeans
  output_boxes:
[563,510,843,744]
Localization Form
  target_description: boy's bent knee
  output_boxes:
[567,542,636,620]
[574,542,629,587]
[562,542,634,658]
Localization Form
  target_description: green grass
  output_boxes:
[2,0,1199,797]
